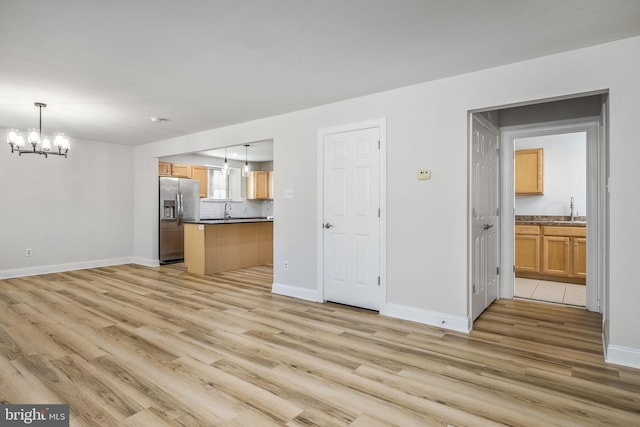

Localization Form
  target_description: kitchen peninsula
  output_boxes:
[184,218,273,274]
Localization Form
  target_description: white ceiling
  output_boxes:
[2,0,639,146]
[198,139,273,162]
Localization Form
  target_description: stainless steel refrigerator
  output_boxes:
[159,177,200,264]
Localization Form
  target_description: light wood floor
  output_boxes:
[1,264,639,426]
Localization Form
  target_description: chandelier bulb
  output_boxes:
[7,129,19,145]
[15,134,26,149]
[28,129,40,146]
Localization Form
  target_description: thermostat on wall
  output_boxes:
[417,169,432,180]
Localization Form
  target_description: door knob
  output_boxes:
[323,223,334,229]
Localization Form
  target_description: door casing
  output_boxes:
[500,117,605,313]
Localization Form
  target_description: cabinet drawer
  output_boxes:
[515,225,540,235]
[543,226,586,237]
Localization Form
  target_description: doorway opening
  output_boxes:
[513,131,587,307]
[470,92,608,322]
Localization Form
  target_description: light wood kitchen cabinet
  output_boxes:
[515,148,544,195]
[246,171,273,200]
[515,225,540,273]
[516,224,586,284]
[541,226,586,281]
[158,161,172,176]
[574,237,587,279]
[191,166,208,198]
[158,162,192,178]
[170,163,191,178]
[542,236,571,277]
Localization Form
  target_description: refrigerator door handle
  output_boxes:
[179,193,184,224]
[175,193,181,224]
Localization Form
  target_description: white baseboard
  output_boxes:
[385,303,471,333]
[606,344,640,369]
[132,257,160,267]
[0,257,134,279]
[271,282,323,302]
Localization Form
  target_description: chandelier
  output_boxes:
[6,102,70,158]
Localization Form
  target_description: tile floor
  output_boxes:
[514,277,586,306]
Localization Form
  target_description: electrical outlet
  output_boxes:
[283,260,289,271]
[417,169,432,180]
[284,189,294,199]
[25,248,33,257]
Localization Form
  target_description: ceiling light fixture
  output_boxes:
[243,144,250,176]
[6,102,70,158]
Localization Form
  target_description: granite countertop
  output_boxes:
[185,217,274,225]
[515,215,586,227]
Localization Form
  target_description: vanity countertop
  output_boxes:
[515,215,586,227]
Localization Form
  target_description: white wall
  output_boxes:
[132,36,640,367]
[0,136,134,278]
[515,132,587,216]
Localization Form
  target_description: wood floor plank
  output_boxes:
[1,263,639,426]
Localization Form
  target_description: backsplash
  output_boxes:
[200,199,273,219]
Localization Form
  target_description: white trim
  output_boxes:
[316,118,387,314]
[499,116,601,134]
[499,118,605,313]
[271,282,323,302]
[0,257,134,279]
[132,257,160,267]
[386,303,470,333]
[606,345,640,370]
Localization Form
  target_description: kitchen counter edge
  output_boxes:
[184,218,274,225]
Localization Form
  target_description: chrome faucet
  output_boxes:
[224,202,232,220]
[570,196,575,222]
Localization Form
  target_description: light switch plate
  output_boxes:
[417,169,432,180]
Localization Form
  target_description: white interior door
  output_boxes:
[323,127,380,311]
[472,116,500,320]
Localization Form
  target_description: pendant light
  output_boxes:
[223,147,229,175]
[243,144,250,176]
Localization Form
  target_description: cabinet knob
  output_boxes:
[323,223,334,229]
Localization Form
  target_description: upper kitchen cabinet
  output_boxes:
[158,161,192,178]
[191,166,208,198]
[170,163,191,178]
[246,171,273,200]
[158,161,172,176]
[515,148,543,194]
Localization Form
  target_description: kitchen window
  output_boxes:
[207,166,242,201]
[208,167,229,200]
